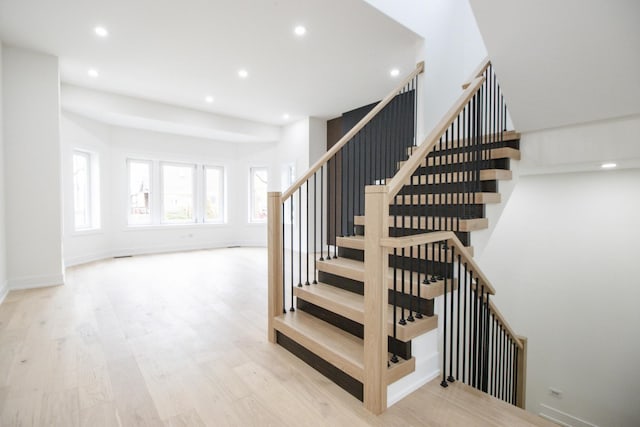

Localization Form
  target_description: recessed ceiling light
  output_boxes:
[283,113,290,120]
[601,163,617,169]
[88,68,99,78]
[390,68,400,77]
[294,25,306,36]
[94,26,108,37]
[238,69,249,79]
[205,95,214,104]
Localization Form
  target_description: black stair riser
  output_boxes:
[388,290,434,316]
[276,331,364,401]
[338,246,454,279]
[389,204,485,218]
[429,138,519,154]
[318,271,363,295]
[415,158,510,172]
[296,299,412,360]
[399,180,498,194]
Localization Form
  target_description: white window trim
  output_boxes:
[73,149,101,231]
[249,166,268,224]
[203,164,226,224]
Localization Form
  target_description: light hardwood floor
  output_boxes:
[0,248,554,426]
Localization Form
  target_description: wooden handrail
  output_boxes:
[379,230,453,248]
[386,75,486,199]
[461,56,490,89]
[281,61,425,203]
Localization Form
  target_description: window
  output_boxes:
[204,166,224,223]
[73,150,100,230]
[162,163,195,223]
[126,158,226,226]
[250,167,268,222]
[128,160,151,225]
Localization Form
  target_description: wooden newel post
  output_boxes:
[516,335,528,409]
[363,185,389,414]
[267,192,283,344]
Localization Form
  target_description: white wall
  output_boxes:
[0,42,7,302]
[356,0,488,140]
[520,114,640,176]
[477,169,640,427]
[2,46,63,289]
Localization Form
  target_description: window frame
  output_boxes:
[203,165,226,224]
[72,149,100,231]
[249,166,269,224]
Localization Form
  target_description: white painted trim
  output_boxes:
[0,281,9,305]
[8,274,65,290]
[64,242,267,268]
[539,404,601,427]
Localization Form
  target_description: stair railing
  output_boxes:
[267,62,425,413]
[365,58,526,409]
[377,231,527,407]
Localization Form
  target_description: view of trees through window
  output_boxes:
[162,163,194,223]
[128,160,151,225]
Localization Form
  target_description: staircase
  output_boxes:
[267,59,527,415]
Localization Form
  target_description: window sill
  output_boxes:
[71,228,103,237]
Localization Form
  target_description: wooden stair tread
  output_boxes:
[354,215,488,232]
[316,257,453,300]
[273,310,415,384]
[274,310,365,381]
[294,283,438,341]
[337,235,475,257]
[401,147,520,168]
[394,192,501,206]
[337,235,365,251]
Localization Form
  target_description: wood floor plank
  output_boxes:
[0,248,550,426]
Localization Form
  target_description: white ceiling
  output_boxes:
[469,0,640,132]
[0,0,422,126]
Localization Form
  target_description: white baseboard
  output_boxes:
[64,242,268,268]
[0,280,8,305]
[539,404,600,427]
[8,273,65,290]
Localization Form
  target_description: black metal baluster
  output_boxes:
[290,195,295,311]
[408,244,415,323]
[462,262,468,384]
[298,188,302,288]
[440,242,449,388]
[320,167,324,261]
[391,248,399,363]
[400,246,406,325]
[313,173,318,283]
[305,182,310,286]
[456,250,461,380]
[493,316,498,397]
[333,153,338,258]
[447,241,454,383]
